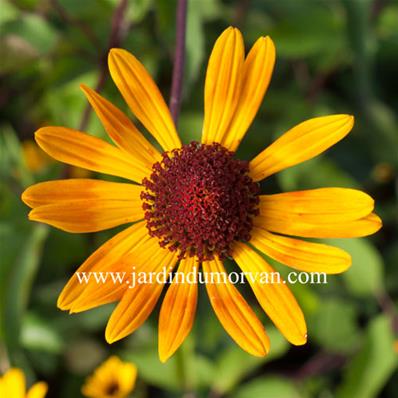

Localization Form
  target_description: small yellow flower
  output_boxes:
[82,356,137,398]
[22,27,382,362]
[0,368,47,398]
[22,140,52,173]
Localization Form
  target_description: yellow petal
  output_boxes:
[105,250,178,343]
[27,181,143,232]
[233,242,307,345]
[250,114,354,181]
[108,48,181,151]
[222,36,276,152]
[81,84,161,165]
[1,368,25,398]
[35,127,151,182]
[255,212,382,238]
[158,256,199,362]
[26,382,48,398]
[259,188,375,223]
[202,27,244,145]
[250,227,352,274]
[202,258,269,356]
[57,222,148,310]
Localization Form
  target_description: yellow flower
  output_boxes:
[22,27,382,362]
[0,368,47,398]
[82,356,137,398]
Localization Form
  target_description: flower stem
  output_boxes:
[169,0,188,126]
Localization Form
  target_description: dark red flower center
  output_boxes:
[141,142,259,260]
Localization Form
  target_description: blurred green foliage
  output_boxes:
[1,0,397,397]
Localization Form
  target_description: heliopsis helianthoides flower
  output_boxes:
[0,368,47,398]
[22,26,382,362]
[82,356,137,398]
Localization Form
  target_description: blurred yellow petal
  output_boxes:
[202,258,270,356]
[255,212,382,238]
[22,140,52,173]
[250,227,352,274]
[81,84,161,165]
[58,222,148,311]
[82,356,137,398]
[108,48,181,151]
[105,250,178,343]
[222,36,275,152]
[26,382,48,398]
[258,188,375,223]
[35,127,151,182]
[158,256,198,362]
[202,27,244,145]
[233,242,307,346]
[1,369,25,398]
[250,114,354,181]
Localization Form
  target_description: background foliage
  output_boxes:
[1,0,397,397]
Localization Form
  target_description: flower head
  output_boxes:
[0,368,47,398]
[22,27,382,362]
[82,356,137,398]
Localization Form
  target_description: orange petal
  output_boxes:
[255,212,382,238]
[233,242,307,346]
[202,258,270,356]
[250,227,352,274]
[105,250,178,343]
[69,232,159,313]
[35,127,151,182]
[259,188,375,223]
[81,84,161,165]
[24,179,144,233]
[158,256,199,362]
[250,114,354,181]
[22,178,142,208]
[26,180,144,233]
[202,27,244,145]
[108,48,181,151]
[222,36,275,152]
[57,222,148,311]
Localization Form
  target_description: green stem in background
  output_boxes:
[169,0,188,126]
[0,224,48,380]
[343,0,398,166]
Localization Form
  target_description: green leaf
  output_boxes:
[324,238,384,297]
[310,298,361,353]
[21,312,64,353]
[2,13,57,54]
[232,376,302,398]
[336,315,397,398]
[278,156,358,192]
[212,327,289,394]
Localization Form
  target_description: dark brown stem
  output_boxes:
[233,0,251,28]
[169,0,187,126]
[51,0,100,49]
[376,291,398,334]
[292,351,346,380]
[78,0,129,132]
